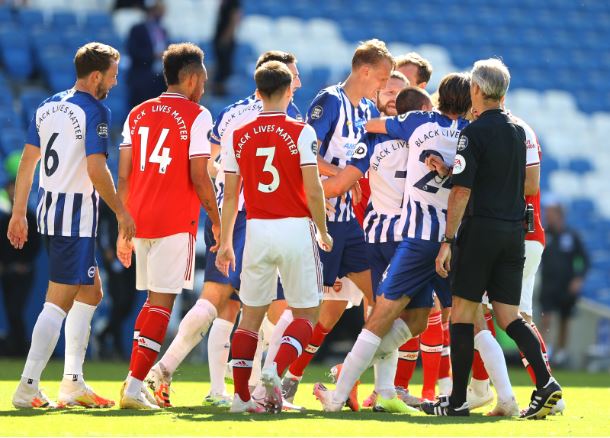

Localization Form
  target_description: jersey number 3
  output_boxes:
[256,147,280,193]
[138,126,172,174]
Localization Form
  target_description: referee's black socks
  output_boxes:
[448,323,474,407]
[506,318,551,390]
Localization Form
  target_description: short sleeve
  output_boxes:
[450,126,479,189]
[525,129,541,167]
[209,111,223,145]
[346,133,374,174]
[119,116,131,149]
[306,90,340,142]
[297,124,318,166]
[85,105,111,156]
[189,108,213,158]
[385,112,422,140]
[222,130,239,175]
[26,113,40,147]
[288,100,303,121]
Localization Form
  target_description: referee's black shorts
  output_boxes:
[451,216,525,305]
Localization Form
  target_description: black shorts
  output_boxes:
[451,217,525,305]
[540,288,578,318]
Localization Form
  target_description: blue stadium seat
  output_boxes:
[568,158,594,174]
[17,8,44,28]
[50,11,78,30]
[48,71,74,93]
[20,88,48,125]
[84,12,113,34]
[1,49,34,80]
[0,107,23,130]
[0,128,25,156]
[0,5,12,24]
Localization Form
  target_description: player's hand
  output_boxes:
[215,245,235,277]
[435,243,452,278]
[117,209,136,241]
[116,235,134,268]
[210,222,221,253]
[569,277,584,295]
[7,214,28,249]
[317,231,333,252]
[350,181,362,205]
[425,155,450,178]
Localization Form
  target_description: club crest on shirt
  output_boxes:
[96,123,108,138]
[352,142,368,159]
[310,105,323,120]
[457,135,468,151]
[87,266,96,278]
[453,154,466,174]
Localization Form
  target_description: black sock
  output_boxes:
[506,318,551,390]
[448,323,474,407]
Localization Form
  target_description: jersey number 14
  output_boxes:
[137,126,172,174]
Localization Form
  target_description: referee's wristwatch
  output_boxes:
[440,234,455,244]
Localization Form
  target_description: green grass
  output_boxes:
[0,359,608,436]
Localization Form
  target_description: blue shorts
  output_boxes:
[377,238,451,309]
[320,218,369,287]
[44,236,97,286]
[366,241,399,295]
[203,211,285,301]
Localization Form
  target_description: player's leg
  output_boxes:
[437,307,452,395]
[420,297,443,401]
[204,296,240,406]
[59,268,115,408]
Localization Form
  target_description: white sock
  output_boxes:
[207,318,233,395]
[377,318,412,357]
[333,329,380,403]
[125,375,143,398]
[22,302,67,383]
[160,299,217,375]
[249,331,264,387]
[260,315,275,351]
[374,349,398,399]
[262,309,293,370]
[64,300,96,381]
[474,330,514,403]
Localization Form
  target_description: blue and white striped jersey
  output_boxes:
[26,89,111,238]
[385,111,469,242]
[347,133,408,243]
[307,85,379,222]
[209,93,301,211]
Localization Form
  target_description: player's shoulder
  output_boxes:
[219,93,260,120]
[506,111,536,137]
[59,89,109,116]
[312,85,343,106]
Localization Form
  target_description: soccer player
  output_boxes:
[313,72,471,412]
[116,43,220,409]
[281,39,394,405]
[395,52,433,89]
[215,60,332,414]
[8,42,131,409]
[145,50,302,407]
[323,86,434,412]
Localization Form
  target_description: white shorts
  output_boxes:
[239,217,323,308]
[323,276,364,309]
[134,232,195,294]
[519,240,544,316]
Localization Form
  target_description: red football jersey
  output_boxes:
[223,111,318,220]
[120,92,213,238]
[525,143,545,246]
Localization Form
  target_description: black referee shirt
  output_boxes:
[451,108,527,222]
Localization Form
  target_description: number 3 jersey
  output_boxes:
[120,92,213,238]
[385,111,469,242]
[27,89,111,237]
[223,111,318,220]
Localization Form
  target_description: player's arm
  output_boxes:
[216,172,240,276]
[7,144,40,249]
[86,109,135,240]
[365,117,389,134]
[317,152,340,177]
[207,141,221,178]
[323,165,365,198]
[524,164,540,196]
[191,157,220,246]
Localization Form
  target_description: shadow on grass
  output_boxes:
[0,405,513,425]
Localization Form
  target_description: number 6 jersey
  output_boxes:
[27,89,111,237]
[120,92,213,238]
[384,111,469,242]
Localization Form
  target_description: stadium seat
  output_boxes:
[17,8,45,28]
[112,8,145,39]
[0,128,25,156]
[20,88,48,125]
[84,11,113,34]
[568,158,594,174]
[1,49,34,80]
[50,10,78,30]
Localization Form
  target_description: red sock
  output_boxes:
[274,318,314,376]
[438,321,451,379]
[129,300,150,371]
[231,328,259,402]
[521,323,552,384]
[288,322,328,377]
[130,305,170,381]
[472,350,489,380]
[395,336,419,389]
[485,312,496,336]
[420,311,443,400]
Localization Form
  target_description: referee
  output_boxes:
[422,59,562,419]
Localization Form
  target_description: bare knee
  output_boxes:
[291,306,319,326]
[401,308,430,336]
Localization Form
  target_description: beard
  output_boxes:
[96,83,110,100]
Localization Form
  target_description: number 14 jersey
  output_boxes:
[385,111,469,242]
[120,92,213,238]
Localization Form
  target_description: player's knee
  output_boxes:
[377,318,411,355]
[520,311,532,324]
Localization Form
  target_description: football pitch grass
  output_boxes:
[0,359,608,436]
